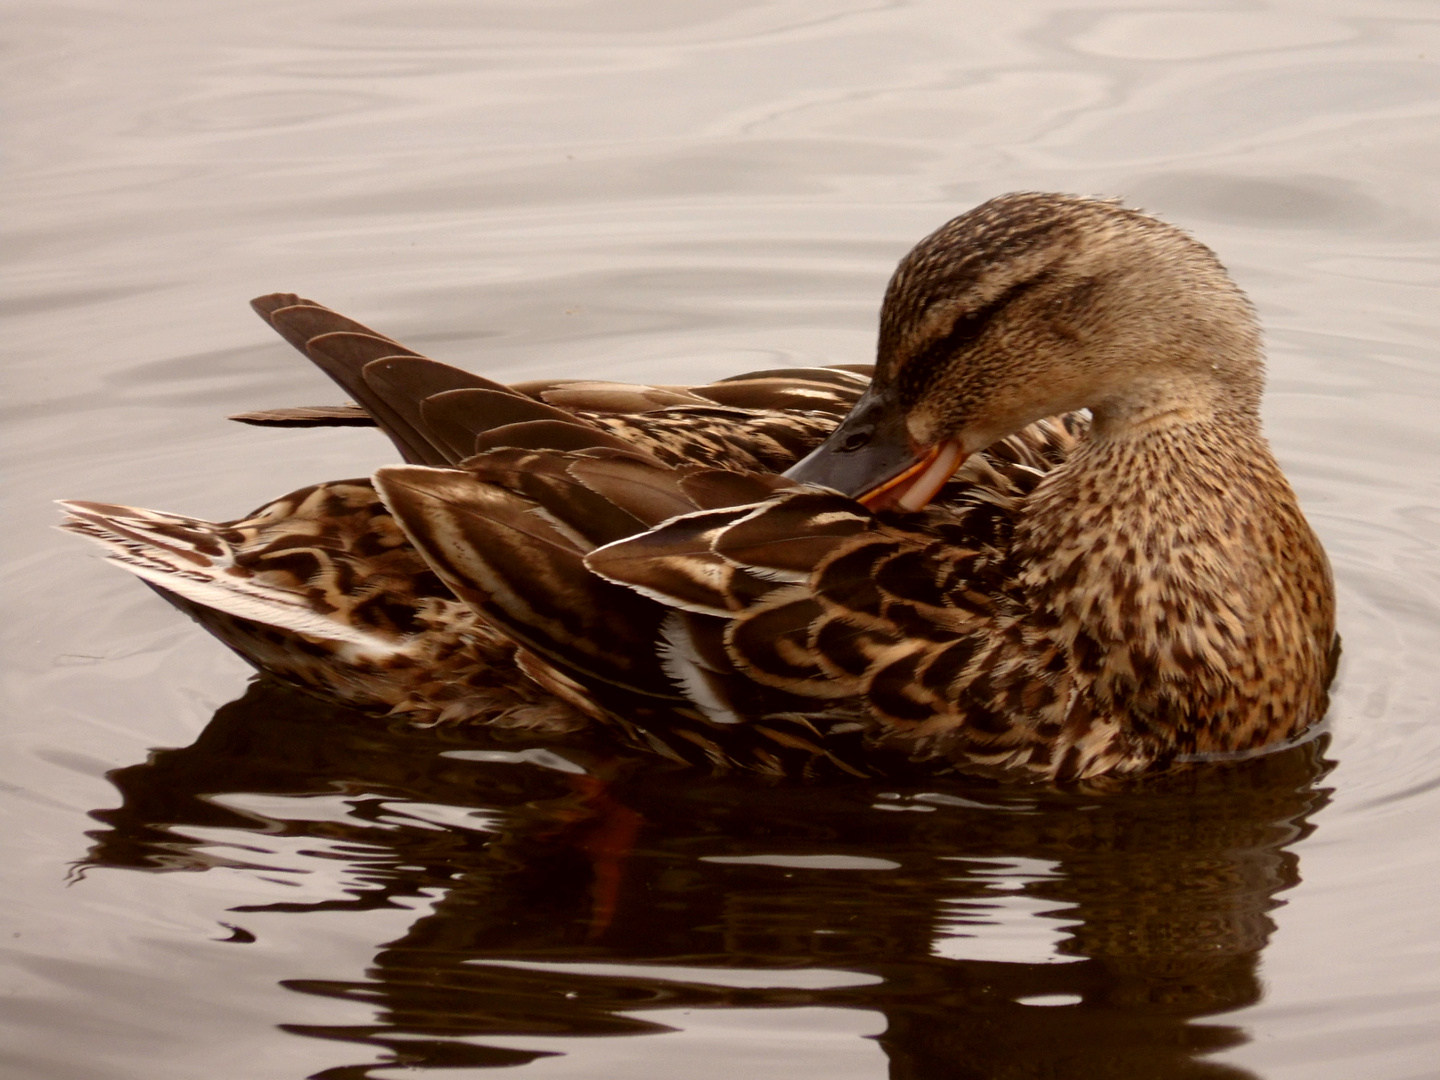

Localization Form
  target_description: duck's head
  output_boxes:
[785,192,1265,510]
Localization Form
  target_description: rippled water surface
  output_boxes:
[5,2,1440,1077]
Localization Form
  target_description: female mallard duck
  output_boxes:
[61,192,1337,782]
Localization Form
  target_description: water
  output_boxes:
[4,2,1439,1077]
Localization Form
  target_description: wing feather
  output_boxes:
[374,465,681,699]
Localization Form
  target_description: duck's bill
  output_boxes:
[783,410,967,512]
[854,439,967,511]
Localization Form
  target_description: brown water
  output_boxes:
[4,2,1440,1077]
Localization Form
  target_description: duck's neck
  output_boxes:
[1016,406,1330,756]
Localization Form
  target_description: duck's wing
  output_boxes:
[588,417,1095,775]
[373,452,878,775]
[373,419,1084,776]
[591,494,999,691]
[243,294,573,466]
[236,294,868,472]
[370,450,789,703]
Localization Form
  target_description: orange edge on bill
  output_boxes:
[857,439,967,512]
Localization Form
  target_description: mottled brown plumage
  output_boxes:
[60,192,1337,782]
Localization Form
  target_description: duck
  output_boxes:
[60,192,1338,782]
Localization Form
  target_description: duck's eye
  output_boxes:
[840,430,873,452]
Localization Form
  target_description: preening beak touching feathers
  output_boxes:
[60,193,1338,782]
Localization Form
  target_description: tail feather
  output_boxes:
[57,498,401,654]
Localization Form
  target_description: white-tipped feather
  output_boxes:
[656,612,742,725]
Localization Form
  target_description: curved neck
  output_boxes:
[1086,365,1264,446]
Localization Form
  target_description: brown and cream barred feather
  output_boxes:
[59,481,593,733]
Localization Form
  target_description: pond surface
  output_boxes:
[4,2,1440,1077]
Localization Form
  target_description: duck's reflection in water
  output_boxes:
[86,682,1332,1078]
